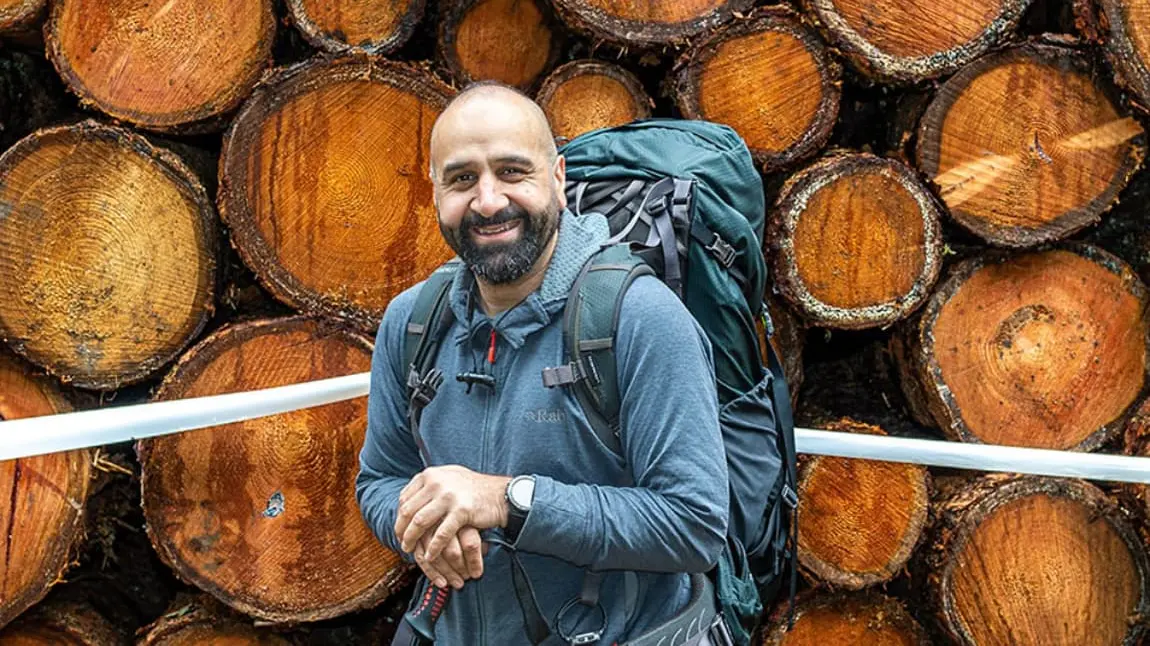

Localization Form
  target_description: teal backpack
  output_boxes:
[556,119,798,643]
[397,119,798,646]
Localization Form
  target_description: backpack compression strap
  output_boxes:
[541,244,653,456]
[396,261,462,645]
[402,261,461,469]
[763,330,799,628]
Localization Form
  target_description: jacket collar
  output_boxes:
[447,210,610,349]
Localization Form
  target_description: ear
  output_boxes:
[552,155,567,210]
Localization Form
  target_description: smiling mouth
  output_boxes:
[473,220,521,238]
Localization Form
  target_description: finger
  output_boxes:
[394,484,435,544]
[401,499,448,553]
[423,512,464,563]
[459,527,484,579]
[420,536,466,590]
[398,473,423,503]
[441,537,467,586]
[416,551,449,590]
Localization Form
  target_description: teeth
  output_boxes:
[478,221,516,234]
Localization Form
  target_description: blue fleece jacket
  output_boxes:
[356,211,729,645]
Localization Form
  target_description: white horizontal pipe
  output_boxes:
[797,429,1150,484]
[0,371,1148,485]
[0,372,370,461]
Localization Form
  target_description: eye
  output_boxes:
[500,167,527,178]
[450,172,476,185]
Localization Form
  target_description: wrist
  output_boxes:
[493,475,513,527]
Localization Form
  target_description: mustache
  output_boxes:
[460,204,528,231]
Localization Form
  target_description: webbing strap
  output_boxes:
[764,336,798,628]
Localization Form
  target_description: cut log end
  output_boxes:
[768,152,943,329]
[1075,0,1150,110]
[137,316,411,623]
[550,0,754,47]
[138,594,292,645]
[285,0,425,54]
[796,419,929,589]
[0,599,125,645]
[917,42,1146,248]
[803,0,1031,83]
[438,0,560,91]
[0,349,91,630]
[219,57,456,332]
[761,590,931,645]
[927,475,1150,645]
[537,60,652,143]
[45,0,275,132]
[672,6,841,172]
[899,244,1148,450]
[0,120,217,391]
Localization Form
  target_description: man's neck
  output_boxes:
[474,232,559,317]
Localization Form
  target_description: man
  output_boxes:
[356,81,730,645]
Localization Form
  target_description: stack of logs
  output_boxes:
[0,0,1149,644]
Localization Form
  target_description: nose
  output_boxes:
[471,174,509,218]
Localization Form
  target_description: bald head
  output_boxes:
[429,81,558,180]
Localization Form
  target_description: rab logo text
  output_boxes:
[524,408,566,424]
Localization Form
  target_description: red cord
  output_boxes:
[487,329,497,364]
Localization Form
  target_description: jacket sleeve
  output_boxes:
[355,287,424,562]
[513,276,730,573]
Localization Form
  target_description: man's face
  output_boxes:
[429,93,567,284]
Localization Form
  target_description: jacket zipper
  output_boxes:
[477,328,498,646]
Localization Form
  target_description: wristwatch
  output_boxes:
[505,475,535,542]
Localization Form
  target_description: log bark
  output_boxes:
[550,0,753,48]
[437,0,561,92]
[1075,0,1150,111]
[760,589,931,645]
[0,348,91,630]
[136,316,411,624]
[286,0,425,55]
[1123,396,1150,519]
[895,243,1149,451]
[916,41,1146,248]
[796,418,929,590]
[218,56,456,333]
[44,0,275,133]
[918,474,1150,645]
[0,120,217,391]
[536,59,651,143]
[802,0,1032,84]
[762,294,805,404]
[138,594,292,645]
[670,6,841,173]
[0,598,125,645]
[767,151,944,330]
[0,0,43,34]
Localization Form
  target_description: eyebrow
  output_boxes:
[441,155,535,178]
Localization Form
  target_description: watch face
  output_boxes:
[510,477,535,509]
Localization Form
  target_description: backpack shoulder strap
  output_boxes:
[402,260,462,464]
[542,245,653,456]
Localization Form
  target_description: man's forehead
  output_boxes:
[430,90,553,168]
[432,120,549,171]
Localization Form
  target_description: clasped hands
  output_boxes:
[394,465,511,590]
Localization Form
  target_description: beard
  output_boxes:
[440,195,561,284]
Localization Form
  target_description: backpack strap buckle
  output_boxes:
[541,356,601,389]
[705,232,737,268]
[781,484,798,510]
[407,366,445,409]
